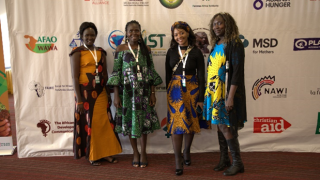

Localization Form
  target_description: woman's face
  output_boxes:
[212,15,225,38]
[173,28,189,46]
[82,28,96,47]
[126,23,141,43]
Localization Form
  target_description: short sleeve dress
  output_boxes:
[107,48,163,138]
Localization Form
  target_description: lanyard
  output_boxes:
[128,43,140,71]
[178,45,190,77]
[84,44,98,67]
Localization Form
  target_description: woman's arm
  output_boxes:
[70,52,84,114]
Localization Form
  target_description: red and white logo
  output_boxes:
[253,117,291,133]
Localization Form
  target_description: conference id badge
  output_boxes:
[137,72,142,81]
[182,78,186,87]
[95,76,100,84]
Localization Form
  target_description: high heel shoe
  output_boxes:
[175,159,184,176]
[183,150,191,166]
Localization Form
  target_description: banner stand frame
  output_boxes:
[0,146,16,156]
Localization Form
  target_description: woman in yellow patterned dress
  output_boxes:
[70,22,122,166]
[203,13,247,176]
[166,21,205,176]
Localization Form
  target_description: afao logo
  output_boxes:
[316,113,320,134]
[254,117,291,133]
[37,119,51,137]
[108,30,125,50]
[253,0,291,10]
[24,35,58,53]
[159,0,183,9]
[69,31,83,48]
[252,76,287,100]
[28,80,45,98]
[239,34,249,48]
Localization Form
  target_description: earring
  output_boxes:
[126,37,128,43]
[138,38,141,44]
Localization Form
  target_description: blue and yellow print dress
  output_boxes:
[203,43,230,125]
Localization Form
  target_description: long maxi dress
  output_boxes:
[70,46,122,161]
[107,49,163,138]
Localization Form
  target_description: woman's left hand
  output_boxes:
[225,97,234,112]
[149,93,156,106]
[196,102,203,110]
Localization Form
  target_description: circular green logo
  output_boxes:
[159,0,183,9]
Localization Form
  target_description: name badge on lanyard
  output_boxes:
[84,44,100,84]
[128,43,143,81]
[178,46,190,87]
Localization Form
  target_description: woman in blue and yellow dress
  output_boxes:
[203,13,247,176]
[166,21,205,176]
[70,22,122,166]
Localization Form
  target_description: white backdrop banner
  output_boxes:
[5,0,320,158]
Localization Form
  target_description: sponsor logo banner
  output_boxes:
[28,80,73,98]
[193,28,211,54]
[108,30,125,50]
[310,88,320,96]
[253,0,291,10]
[239,34,249,48]
[124,0,149,6]
[294,38,320,51]
[254,117,291,133]
[252,76,287,100]
[24,35,58,53]
[159,0,183,9]
[252,38,278,54]
[37,119,73,137]
[84,0,109,5]
[191,0,219,8]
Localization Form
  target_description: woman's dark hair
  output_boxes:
[209,12,240,47]
[125,20,151,67]
[170,23,196,49]
[79,22,98,40]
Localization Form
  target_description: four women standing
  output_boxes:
[71,13,246,177]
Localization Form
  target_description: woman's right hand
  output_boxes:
[77,104,85,115]
[114,95,122,109]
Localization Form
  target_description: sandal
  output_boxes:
[140,162,148,168]
[102,156,118,164]
[89,160,101,166]
[132,161,140,168]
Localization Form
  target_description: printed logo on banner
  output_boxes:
[253,0,291,10]
[124,0,149,6]
[315,112,320,134]
[84,0,109,5]
[293,38,320,51]
[108,30,125,50]
[239,34,249,48]
[310,88,320,96]
[143,30,167,56]
[69,31,83,48]
[37,120,51,137]
[159,0,183,9]
[253,38,278,54]
[28,80,73,98]
[24,35,58,53]
[254,117,291,133]
[193,28,211,54]
[191,0,219,8]
[161,117,171,138]
[252,76,287,100]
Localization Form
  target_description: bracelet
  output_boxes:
[77,102,83,105]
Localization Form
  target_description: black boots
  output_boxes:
[223,137,244,176]
[214,131,231,171]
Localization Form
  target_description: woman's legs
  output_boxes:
[218,124,244,176]
[172,134,184,171]
[140,134,148,167]
[129,136,140,167]
[183,133,194,165]
[214,127,231,171]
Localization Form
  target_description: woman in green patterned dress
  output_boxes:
[107,20,163,168]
